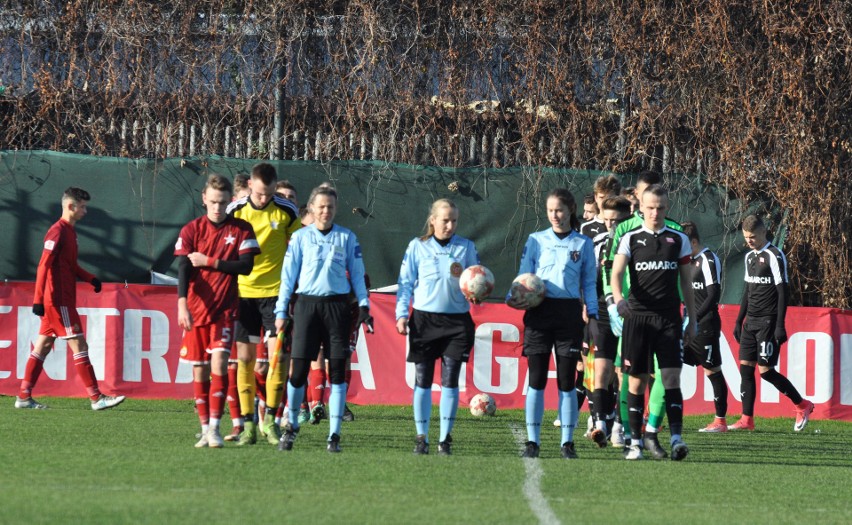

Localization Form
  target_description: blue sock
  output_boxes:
[560,388,578,445]
[526,387,545,444]
[439,387,459,442]
[413,386,432,439]
[328,382,347,439]
[287,381,305,430]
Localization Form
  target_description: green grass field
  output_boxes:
[2,396,851,525]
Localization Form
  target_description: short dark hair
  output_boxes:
[682,221,700,242]
[583,193,596,205]
[642,184,668,199]
[636,171,662,186]
[276,180,296,192]
[601,196,632,216]
[741,214,765,233]
[251,163,277,185]
[63,187,90,203]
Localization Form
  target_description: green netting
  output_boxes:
[0,150,751,304]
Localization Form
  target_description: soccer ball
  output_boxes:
[509,273,546,308]
[459,265,495,302]
[469,393,497,416]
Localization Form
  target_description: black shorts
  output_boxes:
[406,310,475,364]
[235,297,278,343]
[592,322,620,362]
[522,298,583,358]
[291,295,352,361]
[684,314,722,368]
[739,316,781,367]
[621,312,682,375]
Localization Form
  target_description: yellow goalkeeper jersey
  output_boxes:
[226,195,300,298]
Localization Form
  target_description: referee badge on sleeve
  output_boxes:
[450,262,463,277]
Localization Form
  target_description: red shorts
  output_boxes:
[180,322,234,365]
[40,305,84,339]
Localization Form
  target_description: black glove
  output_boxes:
[733,323,742,343]
[357,306,374,333]
[32,303,45,317]
[91,278,102,293]
[616,299,630,318]
[774,326,787,345]
[587,316,600,349]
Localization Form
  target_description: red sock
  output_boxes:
[195,380,210,425]
[276,401,285,419]
[209,373,226,421]
[227,364,240,419]
[73,351,101,400]
[19,351,45,399]
[308,368,326,405]
[255,370,267,405]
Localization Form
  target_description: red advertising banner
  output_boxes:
[1,282,851,421]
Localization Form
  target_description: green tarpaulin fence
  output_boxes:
[0,150,752,304]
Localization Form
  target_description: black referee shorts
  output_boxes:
[406,309,475,364]
[291,294,352,361]
[522,298,583,358]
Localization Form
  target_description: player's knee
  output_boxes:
[441,357,462,388]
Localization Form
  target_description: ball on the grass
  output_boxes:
[469,393,497,416]
[509,273,546,308]
[459,265,495,302]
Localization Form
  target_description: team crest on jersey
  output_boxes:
[571,251,580,262]
[759,257,765,264]
[44,240,55,251]
[665,237,674,244]
[450,261,463,277]
[180,346,188,358]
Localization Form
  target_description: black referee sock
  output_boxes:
[707,371,728,418]
[739,364,756,417]
[760,368,804,405]
[575,370,587,410]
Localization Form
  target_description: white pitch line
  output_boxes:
[510,424,561,525]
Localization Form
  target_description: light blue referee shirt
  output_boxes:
[395,235,481,320]
[274,224,369,319]
[511,229,599,316]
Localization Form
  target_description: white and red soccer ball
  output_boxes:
[459,265,494,302]
[469,393,497,416]
[509,273,546,308]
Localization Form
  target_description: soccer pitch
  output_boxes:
[2,397,851,525]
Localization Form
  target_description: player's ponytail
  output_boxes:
[420,198,457,241]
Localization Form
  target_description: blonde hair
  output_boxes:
[420,198,458,241]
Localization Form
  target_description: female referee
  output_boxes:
[396,199,481,455]
[507,188,598,459]
[273,185,373,453]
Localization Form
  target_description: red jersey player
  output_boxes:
[175,174,260,448]
[16,187,126,411]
